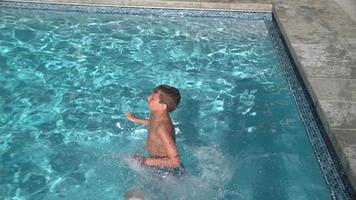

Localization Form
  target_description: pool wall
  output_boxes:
[1,0,356,198]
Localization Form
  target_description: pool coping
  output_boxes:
[1,0,355,199]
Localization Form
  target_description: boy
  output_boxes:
[124,188,145,200]
[125,85,184,176]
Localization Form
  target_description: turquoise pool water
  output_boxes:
[0,8,332,200]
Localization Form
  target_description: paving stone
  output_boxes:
[310,78,356,102]
[291,43,356,79]
[334,0,356,22]
[330,129,356,168]
[318,101,356,130]
[331,129,356,190]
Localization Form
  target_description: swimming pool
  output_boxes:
[0,2,352,200]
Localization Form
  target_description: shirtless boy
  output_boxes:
[125,85,184,175]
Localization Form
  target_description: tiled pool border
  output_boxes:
[0,1,353,199]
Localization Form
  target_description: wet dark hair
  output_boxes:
[153,85,181,112]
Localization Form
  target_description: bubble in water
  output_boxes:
[247,126,257,133]
[116,122,123,130]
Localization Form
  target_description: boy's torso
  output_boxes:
[146,116,176,157]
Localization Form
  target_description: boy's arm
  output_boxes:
[125,112,148,126]
[139,126,180,168]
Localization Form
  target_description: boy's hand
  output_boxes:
[125,112,137,123]
[124,112,149,126]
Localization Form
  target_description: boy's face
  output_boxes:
[147,91,166,112]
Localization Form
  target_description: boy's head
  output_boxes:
[124,188,145,200]
[147,85,181,112]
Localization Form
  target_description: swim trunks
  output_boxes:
[150,164,185,177]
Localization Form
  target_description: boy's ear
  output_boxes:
[161,103,168,111]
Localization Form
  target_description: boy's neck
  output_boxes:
[150,110,169,119]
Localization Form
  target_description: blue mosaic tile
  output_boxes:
[0,1,353,199]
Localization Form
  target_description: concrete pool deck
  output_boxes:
[2,0,356,193]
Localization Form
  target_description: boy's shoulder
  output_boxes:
[157,118,173,130]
